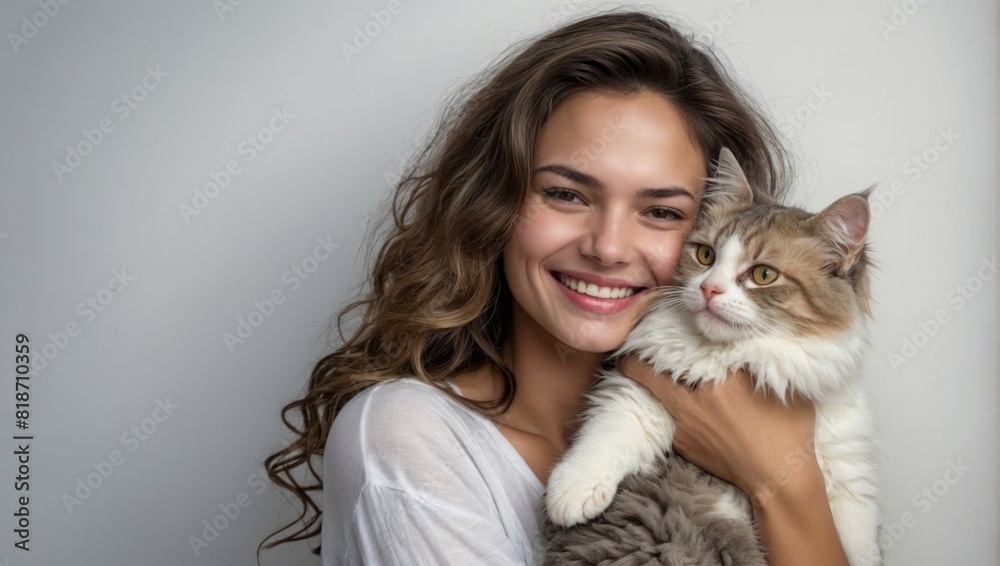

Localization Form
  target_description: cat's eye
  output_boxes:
[751,265,778,285]
[695,244,715,266]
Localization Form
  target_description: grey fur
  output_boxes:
[541,455,766,565]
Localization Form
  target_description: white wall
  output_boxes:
[0,1,995,565]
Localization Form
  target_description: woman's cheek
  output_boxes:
[647,236,686,285]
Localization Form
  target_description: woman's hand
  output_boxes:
[617,353,814,496]
[617,353,850,566]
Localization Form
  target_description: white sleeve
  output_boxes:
[322,381,535,566]
[346,484,528,565]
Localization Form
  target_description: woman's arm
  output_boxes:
[618,354,849,566]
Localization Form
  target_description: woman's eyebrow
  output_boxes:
[637,187,695,200]
[534,163,695,200]
[534,163,604,189]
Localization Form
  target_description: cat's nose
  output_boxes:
[701,282,722,303]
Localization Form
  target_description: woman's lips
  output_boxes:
[550,271,646,315]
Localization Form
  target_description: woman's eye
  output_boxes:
[646,207,683,221]
[543,188,583,203]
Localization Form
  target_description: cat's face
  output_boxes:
[673,148,872,343]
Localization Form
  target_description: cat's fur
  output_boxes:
[543,455,769,565]
[543,148,882,565]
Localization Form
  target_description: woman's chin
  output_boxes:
[553,332,629,359]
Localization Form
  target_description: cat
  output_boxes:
[542,147,882,565]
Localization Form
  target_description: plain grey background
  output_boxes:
[0,1,997,565]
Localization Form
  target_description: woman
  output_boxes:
[261,9,849,565]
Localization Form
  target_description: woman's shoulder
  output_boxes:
[327,377,487,464]
[336,377,470,429]
[360,375,456,401]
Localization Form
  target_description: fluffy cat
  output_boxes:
[543,148,882,565]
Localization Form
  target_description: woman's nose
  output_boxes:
[580,211,633,266]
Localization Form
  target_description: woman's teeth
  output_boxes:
[558,274,637,299]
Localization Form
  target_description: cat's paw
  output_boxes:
[545,466,620,527]
[684,359,724,385]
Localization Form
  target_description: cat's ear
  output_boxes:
[815,190,871,274]
[704,147,753,206]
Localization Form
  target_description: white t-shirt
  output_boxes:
[321,377,546,565]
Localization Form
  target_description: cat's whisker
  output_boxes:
[646,293,689,312]
[649,298,688,310]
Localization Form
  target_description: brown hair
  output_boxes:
[259,8,792,558]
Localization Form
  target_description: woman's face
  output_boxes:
[504,90,708,354]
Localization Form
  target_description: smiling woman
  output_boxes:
[257,8,854,566]
[506,90,706,351]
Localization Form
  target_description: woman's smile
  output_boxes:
[549,270,647,315]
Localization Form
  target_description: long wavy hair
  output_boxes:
[259,8,792,558]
